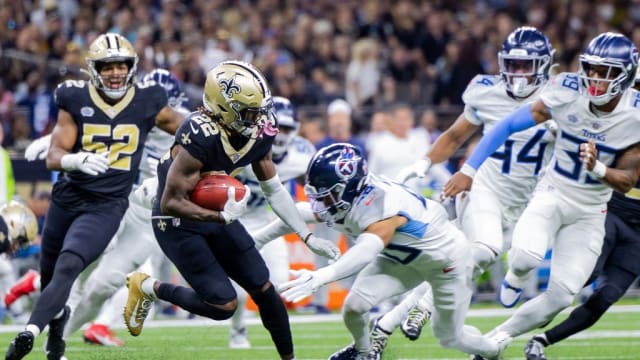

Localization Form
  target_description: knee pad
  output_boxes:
[342,291,374,315]
[56,252,85,278]
[545,282,576,312]
[508,248,541,277]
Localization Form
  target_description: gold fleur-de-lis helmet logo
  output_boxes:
[218,78,241,100]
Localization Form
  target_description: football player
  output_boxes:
[279,143,511,360]
[444,32,640,359]
[524,73,640,360]
[122,60,339,360]
[369,27,557,358]
[62,68,192,346]
[5,33,185,360]
[229,96,316,348]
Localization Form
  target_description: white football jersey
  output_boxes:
[333,175,462,263]
[238,136,316,230]
[540,72,640,206]
[463,75,556,208]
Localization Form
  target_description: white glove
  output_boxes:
[304,234,341,261]
[277,269,323,303]
[133,177,158,209]
[395,158,432,183]
[220,185,251,224]
[60,152,110,176]
[24,134,51,161]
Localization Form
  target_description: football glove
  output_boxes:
[395,158,432,183]
[133,177,159,209]
[60,152,110,176]
[278,269,323,303]
[220,185,251,224]
[24,134,51,161]
[304,234,341,261]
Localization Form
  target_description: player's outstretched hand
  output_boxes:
[221,185,251,224]
[395,158,432,183]
[133,177,158,209]
[24,134,51,161]
[61,151,110,176]
[305,234,341,261]
[442,171,472,200]
[278,269,320,303]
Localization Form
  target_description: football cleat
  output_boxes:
[328,343,367,360]
[5,331,34,360]
[46,305,70,360]
[524,336,548,360]
[83,323,124,347]
[5,270,40,308]
[400,306,431,341]
[498,280,522,308]
[229,327,251,349]
[123,272,155,336]
[367,317,391,360]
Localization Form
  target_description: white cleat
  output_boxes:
[498,280,522,308]
[229,327,251,349]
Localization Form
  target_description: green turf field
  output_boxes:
[1,304,638,359]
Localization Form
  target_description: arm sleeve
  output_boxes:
[260,175,311,240]
[465,104,536,170]
[251,202,316,249]
[314,232,385,285]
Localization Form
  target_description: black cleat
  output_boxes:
[5,331,34,360]
[46,305,71,360]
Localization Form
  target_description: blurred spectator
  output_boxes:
[315,99,367,156]
[415,108,442,145]
[367,104,428,189]
[0,79,15,143]
[364,108,389,156]
[345,38,380,115]
[14,70,57,139]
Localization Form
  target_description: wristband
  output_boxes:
[460,163,477,178]
[590,160,607,178]
[302,232,312,244]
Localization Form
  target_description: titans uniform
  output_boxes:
[336,175,503,358]
[458,75,555,257]
[35,80,166,332]
[495,72,640,338]
[151,111,278,304]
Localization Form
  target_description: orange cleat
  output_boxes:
[83,323,124,347]
[5,270,40,307]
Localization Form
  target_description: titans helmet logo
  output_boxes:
[219,78,241,100]
[335,146,358,180]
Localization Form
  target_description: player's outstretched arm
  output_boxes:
[251,202,317,249]
[278,216,404,303]
[582,140,640,193]
[252,151,340,260]
[396,114,479,183]
[442,100,550,198]
[160,146,226,222]
[155,106,186,135]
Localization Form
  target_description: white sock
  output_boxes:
[141,277,158,299]
[25,324,40,337]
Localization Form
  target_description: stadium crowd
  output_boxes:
[1,0,638,151]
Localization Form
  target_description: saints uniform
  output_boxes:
[498,72,640,337]
[458,75,555,255]
[151,111,278,304]
[333,174,502,357]
[64,96,189,337]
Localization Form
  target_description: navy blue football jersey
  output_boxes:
[608,179,640,227]
[153,110,278,214]
[54,80,167,200]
